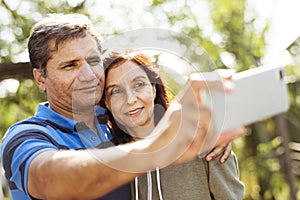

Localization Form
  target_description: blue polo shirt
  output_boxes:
[1,102,131,200]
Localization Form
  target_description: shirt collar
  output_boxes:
[35,102,107,132]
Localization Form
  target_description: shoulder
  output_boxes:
[1,119,69,154]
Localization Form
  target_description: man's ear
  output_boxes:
[33,68,46,92]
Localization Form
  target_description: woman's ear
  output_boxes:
[33,68,46,92]
[104,99,111,111]
[152,84,156,100]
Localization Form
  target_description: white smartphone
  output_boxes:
[201,66,290,133]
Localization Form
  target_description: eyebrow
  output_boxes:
[105,84,117,92]
[132,75,148,82]
[105,75,148,91]
[59,55,101,67]
[59,59,79,67]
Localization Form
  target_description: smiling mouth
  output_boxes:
[125,107,143,116]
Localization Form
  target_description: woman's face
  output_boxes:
[105,60,156,135]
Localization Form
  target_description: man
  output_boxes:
[1,13,243,199]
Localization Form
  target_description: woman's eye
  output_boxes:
[111,88,122,95]
[134,81,146,88]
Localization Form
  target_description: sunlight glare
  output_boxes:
[0,79,20,98]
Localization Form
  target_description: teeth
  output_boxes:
[129,108,140,115]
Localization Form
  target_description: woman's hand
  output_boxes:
[205,142,232,163]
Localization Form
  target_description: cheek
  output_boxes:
[46,77,67,91]
[142,90,156,102]
[48,70,76,87]
[109,98,124,118]
[93,66,104,79]
[139,91,156,110]
[47,74,77,99]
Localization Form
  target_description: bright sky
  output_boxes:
[88,0,300,67]
[249,0,300,65]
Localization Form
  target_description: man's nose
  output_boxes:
[78,61,96,82]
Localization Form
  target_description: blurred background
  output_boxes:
[0,0,300,199]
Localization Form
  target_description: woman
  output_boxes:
[101,51,244,200]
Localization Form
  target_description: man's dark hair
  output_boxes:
[28,13,102,77]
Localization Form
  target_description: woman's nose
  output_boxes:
[126,90,137,105]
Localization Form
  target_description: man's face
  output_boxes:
[41,35,104,115]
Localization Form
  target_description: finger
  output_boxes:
[205,145,226,162]
[190,70,235,91]
[178,69,236,107]
[219,142,232,163]
[187,71,235,105]
[216,69,236,80]
[179,72,218,106]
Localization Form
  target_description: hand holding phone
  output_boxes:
[201,66,290,133]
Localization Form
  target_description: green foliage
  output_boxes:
[0,79,46,138]
[152,0,165,6]
[208,0,266,70]
[0,0,88,63]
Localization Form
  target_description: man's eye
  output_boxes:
[63,63,77,69]
[88,59,101,66]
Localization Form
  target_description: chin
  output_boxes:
[73,97,97,108]
[127,121,148,128]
